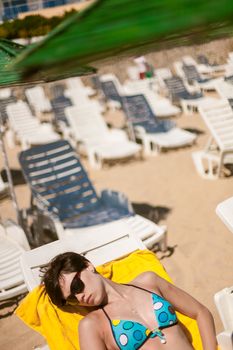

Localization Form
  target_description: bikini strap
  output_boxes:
[102,307,112,322]
[124,283,154,294]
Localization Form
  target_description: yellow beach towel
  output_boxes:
[16,249,204,350]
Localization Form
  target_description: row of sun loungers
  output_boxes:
[1,53,233,177]
[0,54,233,350]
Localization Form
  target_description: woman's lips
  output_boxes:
[86,295,92,304]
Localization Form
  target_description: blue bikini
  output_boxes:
[102,284,178,350]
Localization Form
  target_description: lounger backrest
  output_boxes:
[25,86,52,112]
[19,140,99,221]
[51,95,72,126]
[121,94,156,125]
[182,64,201,81]
[6,101,40,132]
[65,105,108,143]
[199,100,233,151]
[214,80,233,99]
[197,55,209,65]
[164,76,187,93]
[122,94,174,133]
[20,227,144,291]
[7,100,34,120]
[100,79,122,102]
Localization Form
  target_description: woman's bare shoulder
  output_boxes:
[79,309,103,332]
[131,271,160,287]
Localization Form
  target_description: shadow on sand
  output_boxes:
[132,202,177,258]
[1,169,26,186]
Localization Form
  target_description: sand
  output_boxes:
[0,47,233,349]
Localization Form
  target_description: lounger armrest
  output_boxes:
[217,331,233,350]
[100,189,134,214]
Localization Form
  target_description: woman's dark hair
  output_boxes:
[41,252,89,307]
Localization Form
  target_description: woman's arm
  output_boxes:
[137,272,218,350]
[79,315,107,350]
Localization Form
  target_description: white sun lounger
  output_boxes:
[216,196,233,234]
[123,80,181,118]
[25,86,52,114]
[66,77,96,97]
[65,104,141,168]
[6,101,60,150]
[192,99,233,179]
[214,197,233,350]
[20,224,145,292]
[19,225,146,350]
[0,221,30,301]
[19,140,166,250]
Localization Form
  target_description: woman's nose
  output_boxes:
[75,292,85,303]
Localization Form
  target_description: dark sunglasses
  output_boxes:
[62,272,85,306]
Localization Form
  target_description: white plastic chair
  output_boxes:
[65,104,142,169]
[0,221,30,301]
[192,99,233,179]
[6,101,60,150]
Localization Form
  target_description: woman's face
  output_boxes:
[59,263,106,307]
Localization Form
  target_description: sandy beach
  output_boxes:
[0,43,233,349]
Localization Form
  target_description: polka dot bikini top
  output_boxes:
[102,284,178,350]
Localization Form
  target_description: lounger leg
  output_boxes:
[142,138,158,156]
[180,100,190,115]
[158,230,167,252]
[5,129,15,149]
[88,150,102,169]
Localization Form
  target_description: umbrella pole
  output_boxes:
[0,121,22,226]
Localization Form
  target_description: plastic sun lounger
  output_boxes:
[66,77,96,97]
[20,226,145,291]
[19,140,167,251]
[214,197,233,350]
[181,64,223,92]
[65,104,141,169]
[17,229,208,350]
[19,229,144,350]
[98,73,123,110]
[192,99,233,179]
[197,55,227,74]
[216,196,233,234]
[50,95,73,139]
[6,101,60,150]
[182,55,214,76]
[123,80,181,118]
[214,286,233,350]
[164,76,219,114]
[0,221,30,301]
[25,86,52,114]
[122,94,196,156]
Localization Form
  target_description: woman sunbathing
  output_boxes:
[42,252,217,350]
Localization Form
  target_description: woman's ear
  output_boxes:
[86,262,95,272]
